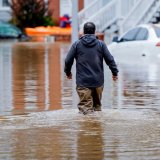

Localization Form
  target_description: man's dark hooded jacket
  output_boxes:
[64,34,118,88]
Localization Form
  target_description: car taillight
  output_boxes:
[156,42,160,47]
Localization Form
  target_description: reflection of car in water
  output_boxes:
[0,21,29,40]
[108,24,160,64]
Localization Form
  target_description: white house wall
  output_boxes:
[60,0,72,17]
[0,0,11,21]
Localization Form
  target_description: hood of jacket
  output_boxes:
[80,34,98,47]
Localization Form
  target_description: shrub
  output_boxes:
[10,0,54,29]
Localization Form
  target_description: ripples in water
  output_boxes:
[0,41,160,159]
[0,109,159,160]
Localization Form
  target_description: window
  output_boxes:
[154,27,160,38]
[119,28,140,42]
[0,0,9,8]
[2,0,9,7]
[135,27,149,40]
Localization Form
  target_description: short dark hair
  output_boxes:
[83,22,96,34]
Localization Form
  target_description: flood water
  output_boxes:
[0,41,160,160]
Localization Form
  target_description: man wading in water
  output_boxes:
[64,22,118,115]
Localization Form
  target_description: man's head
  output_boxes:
[83,22,96,34]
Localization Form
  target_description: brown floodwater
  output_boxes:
[0,41,160,160]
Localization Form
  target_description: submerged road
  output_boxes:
[0,41,159,160]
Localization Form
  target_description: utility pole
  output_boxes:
[72,0,79,43]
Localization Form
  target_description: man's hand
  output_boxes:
[66,73,72,79]
[112,75,118,81]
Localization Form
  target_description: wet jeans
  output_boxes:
[76,86,103,114]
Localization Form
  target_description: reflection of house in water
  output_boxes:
[118,64,160,109]
[0,41,77,115]
[12,43,45,113]
[47,43,62,110]
[60,43,77,109]
[0,42,62,115]
[12,43,62,114]
[0,43,13,115]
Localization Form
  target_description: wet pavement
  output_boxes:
[0,41,160,160]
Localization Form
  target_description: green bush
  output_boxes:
[10,0,55,29]
[43,16,55,26]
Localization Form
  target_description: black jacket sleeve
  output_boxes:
[64,42,77,76]
[102,41,119,76]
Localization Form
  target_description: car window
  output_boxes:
[119,28,140,42]
[154,27,160,38]
[135,27,149,40]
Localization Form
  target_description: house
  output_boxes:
[1,0,160,38]
[0,0,10,21]
[0,0,85,23]
[48,0,84,23]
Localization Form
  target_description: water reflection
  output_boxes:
[0,109,159,159]
[1,41,160,115]
[11,128,70,159]
[77,118,104,160]
[0,43,13,114]
[119,63,160,110]
[0,41,160,159]
[0,42,64,115]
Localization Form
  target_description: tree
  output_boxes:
[10,0,54,29]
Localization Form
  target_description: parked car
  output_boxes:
[108,24,160,64]
[0,21,29,40]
